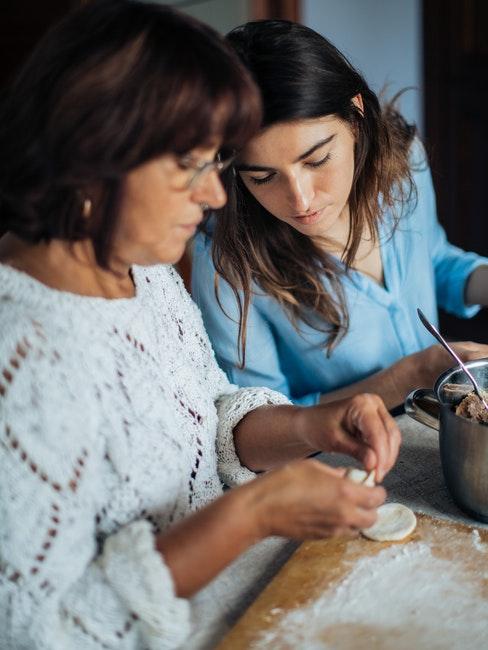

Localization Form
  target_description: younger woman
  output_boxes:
[192,19,488,408]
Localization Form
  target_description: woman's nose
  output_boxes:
[193,170,227,209]
[287,173,314,214]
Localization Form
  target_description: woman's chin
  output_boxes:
[156,236,193,265]
[290,220,331,239]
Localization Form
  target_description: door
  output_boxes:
[423,0,488,341]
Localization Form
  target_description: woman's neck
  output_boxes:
[320,204,352,254]
[0,233,135,299]
[315,205,376,257]
[315,207,384,286]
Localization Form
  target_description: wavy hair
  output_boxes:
[0,0,261,267]
[208,20,416,366]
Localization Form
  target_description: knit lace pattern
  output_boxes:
[0,263,289,650]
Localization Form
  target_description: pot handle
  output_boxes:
[404,388,440,431]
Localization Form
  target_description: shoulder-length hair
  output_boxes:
[0,0,261,267]
[209,20,416,366]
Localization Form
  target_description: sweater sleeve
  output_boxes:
[0,319,190,650]
[166,265,292,487]
[214,386,291,487]
[411,141,488,318]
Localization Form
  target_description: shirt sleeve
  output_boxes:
[412,140,488,318]
[192,234,301,398]
[0,320,191,650]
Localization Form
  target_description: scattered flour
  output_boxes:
[251,542,488,649]
[471,529,487,554]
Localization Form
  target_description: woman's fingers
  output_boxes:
[322,486,385,530]
[453,341,488,358]
[318,474,386,526]
[379,402,402,478]
[299,394,400,483]
[369,398,401,481]
[344,394,401,481]
[329,428,375,465]
[430,341,488,376]
[320,464,348,478]
[255,459,387,540]
[352,483,387,509]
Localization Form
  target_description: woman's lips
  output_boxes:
[179,218,203,233]
[292,206,327,226]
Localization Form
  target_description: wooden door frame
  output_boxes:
[423,0,488,340]
[251,0,300,21]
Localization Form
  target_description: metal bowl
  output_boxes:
[405,357,488,522]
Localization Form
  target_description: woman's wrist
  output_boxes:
[287,405,321,453]
[405,345,440,390]
[387,357,410,405]
[234,404,318,472]
[155,480,270,597]
[232,477,273,541]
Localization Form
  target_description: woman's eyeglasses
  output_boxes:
[176,151,235,189]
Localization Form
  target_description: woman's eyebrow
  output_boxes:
[294,134,335,162]
[236,134,336,172]
[236,162,274,172]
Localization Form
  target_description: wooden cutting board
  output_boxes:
[216,514,488,649]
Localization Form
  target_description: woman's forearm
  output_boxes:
[233,392,402,479]
[156,482,261,598]
[318,340,488,410]
[233,404,316,471]
[465,265,488,306]
[319,356,419,410]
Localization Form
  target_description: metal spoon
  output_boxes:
[417,308,488,412]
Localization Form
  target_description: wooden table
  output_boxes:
[212,414,488,649]
[217,514,488,649]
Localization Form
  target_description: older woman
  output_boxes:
[0,2,400,649]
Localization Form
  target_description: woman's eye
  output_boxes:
[176,157,192,171]
[249,174,275,186]
[307,153,331,168]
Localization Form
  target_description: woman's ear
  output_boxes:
[82,197,92,218]
[352,93,364,115]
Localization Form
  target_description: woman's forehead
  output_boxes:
[240,116,343,162]
[190,139,221,155]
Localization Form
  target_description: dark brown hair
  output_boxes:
[0,0,261,266]
[208,20,417,366]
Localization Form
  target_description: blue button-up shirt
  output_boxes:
[192,145,488,405]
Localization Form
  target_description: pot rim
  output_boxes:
[434,356,488,405]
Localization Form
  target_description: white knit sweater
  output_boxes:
[0,262,290,650]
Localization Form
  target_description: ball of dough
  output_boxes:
[346,468,375,487]
[361,503,417,542]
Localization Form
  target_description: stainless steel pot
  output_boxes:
[405,358,488,523]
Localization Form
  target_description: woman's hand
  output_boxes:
[409,341,488,388]
[248,458,386,540]
[157,457,385,597]
[295,393,401,482]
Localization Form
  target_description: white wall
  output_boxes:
[303,0,423,133]
[156,0,250,35]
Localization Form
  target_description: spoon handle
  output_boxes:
[417,308,464,366]
[417,308,488,408]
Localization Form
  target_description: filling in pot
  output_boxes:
[455,391,488,424]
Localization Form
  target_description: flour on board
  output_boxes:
[251,538,488,649]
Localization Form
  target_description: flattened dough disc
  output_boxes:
[362,503,417,542]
